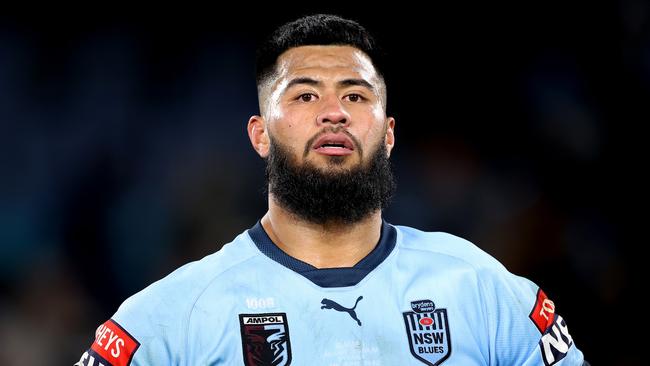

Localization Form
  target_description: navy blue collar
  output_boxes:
[247,220,397,288]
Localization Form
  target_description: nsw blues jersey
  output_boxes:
[75,221,586,365]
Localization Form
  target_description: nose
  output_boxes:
[316,95,351,126]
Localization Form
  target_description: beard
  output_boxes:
[265,135,396,225]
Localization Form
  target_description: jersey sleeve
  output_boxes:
[477,267,586,365]
[74,289,182,366]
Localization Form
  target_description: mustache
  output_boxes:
[302,127,363,158]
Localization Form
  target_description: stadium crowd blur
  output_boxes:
[0,4,645,365]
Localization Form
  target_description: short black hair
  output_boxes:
[255,14,385,87]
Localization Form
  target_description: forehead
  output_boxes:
[274,45,379,84]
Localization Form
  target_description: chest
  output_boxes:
[186,268,488,365]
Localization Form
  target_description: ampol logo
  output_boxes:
[239,313,292,366]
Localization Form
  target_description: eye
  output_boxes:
[298,93,317,102]
[344,93,365,102]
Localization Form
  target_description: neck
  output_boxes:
[261,195,383,268]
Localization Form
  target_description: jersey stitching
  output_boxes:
[475,265,495,365]
[184,248,265,363]
[397,230,497,365]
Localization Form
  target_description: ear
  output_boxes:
[385,117,395,157]
[247,115,270,158]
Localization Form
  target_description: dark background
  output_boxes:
[1,3,645,365]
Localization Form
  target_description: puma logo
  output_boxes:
[320,296,363,326]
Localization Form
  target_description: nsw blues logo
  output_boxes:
[239,313,292,366]
[403,300,451,366]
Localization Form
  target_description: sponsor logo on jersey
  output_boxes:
[246,297,276,309]
[74,319,140,366]
[320,296,363,326]
[411,299,435,313]
[239,313,292,366]
[529,288,556,333]
[539,314,574,366]
[403,300,451,366]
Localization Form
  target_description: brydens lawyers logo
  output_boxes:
[403,299,451,366]
[74,319,140,366]
[239,313,292,366]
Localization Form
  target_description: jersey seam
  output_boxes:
[398,245,540,364]
[475,265,495,365]
[183,250,266,362]
[398,245,502,272]
[400,243,496,364]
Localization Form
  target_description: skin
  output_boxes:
[247,45,396,268]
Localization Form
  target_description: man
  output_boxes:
[75,14,587,365]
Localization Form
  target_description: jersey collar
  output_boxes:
[247,220,397,288]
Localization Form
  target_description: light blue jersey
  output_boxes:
[76,221,586,365]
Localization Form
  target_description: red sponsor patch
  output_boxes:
[419,317,434,326]
[529,288,556,334]
[90,319,140,366]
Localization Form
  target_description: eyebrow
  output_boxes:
[338,78,375,91]
[284,77,375,93]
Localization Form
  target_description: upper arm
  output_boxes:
[74,292,181,366]
[479,269,586,365]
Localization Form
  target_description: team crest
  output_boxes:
[403,300,451,366]
[239,313,292,366]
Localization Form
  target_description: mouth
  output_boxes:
[312,133,355,156]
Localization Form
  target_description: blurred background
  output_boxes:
[0,2,645,365]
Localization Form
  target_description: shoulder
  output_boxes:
[394,224,506,272]
[394,224,540,297]
[76,229,263,364]
[112,229,259,333]
[391,225,585,365]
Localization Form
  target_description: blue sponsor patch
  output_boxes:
[411,299,436,313]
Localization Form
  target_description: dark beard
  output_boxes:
[265,137,396,225]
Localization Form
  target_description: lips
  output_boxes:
[312,133,355,156]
